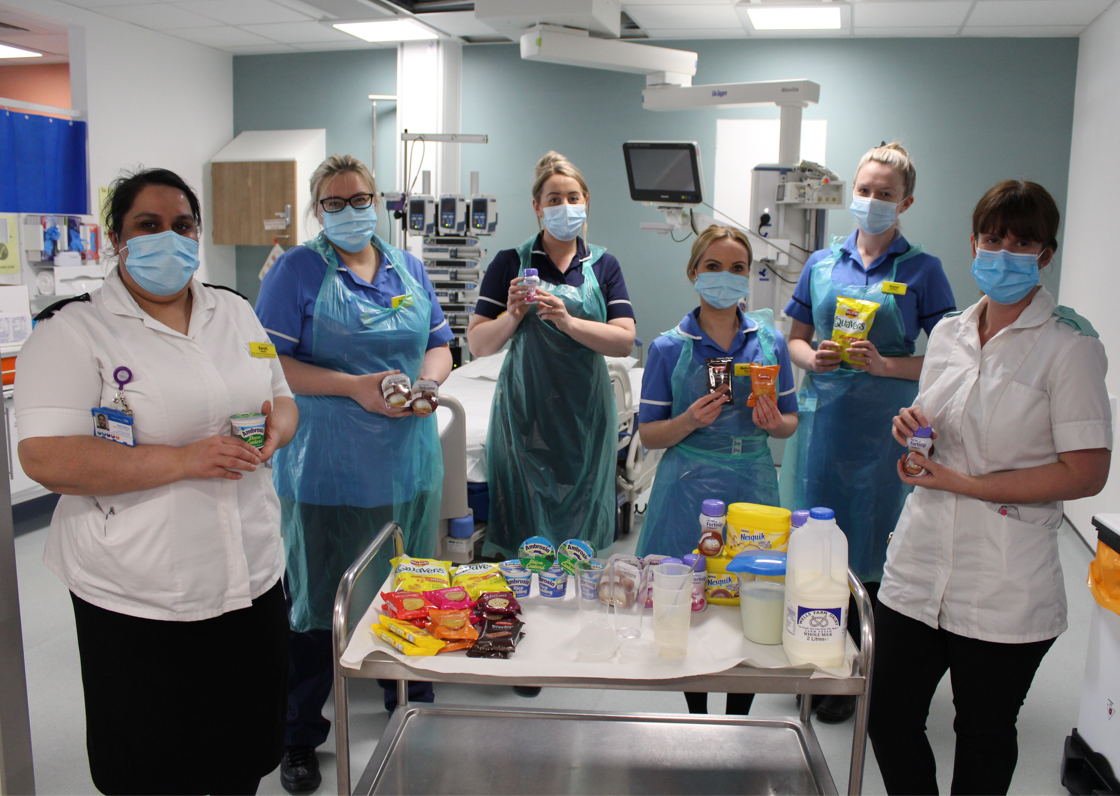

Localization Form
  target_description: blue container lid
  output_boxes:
[523,268,538,277]
[727,551,787,576]
[682,553,704,572]
[790,510,810,528]
[448,516,474,538]
[701,499,726,517]
[662,557,683,566]
[809,507,835,520]
[910,425,933,438]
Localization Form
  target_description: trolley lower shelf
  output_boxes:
[333,523,875,796]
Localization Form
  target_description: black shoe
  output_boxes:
[815,694,856,724]
[795,694,826,709]
[513,686,542,697]
[280,746,321,794]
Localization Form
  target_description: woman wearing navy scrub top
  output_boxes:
[779,143,955,717]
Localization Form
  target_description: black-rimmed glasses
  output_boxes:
[319,193,375,213]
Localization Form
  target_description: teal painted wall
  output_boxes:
[231,48,397,304]
[231,38,1077,348]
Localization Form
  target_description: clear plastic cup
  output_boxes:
[575,558,609,626]
[653,562,694,591]
[652,562,694,657]
[606,558,646,639]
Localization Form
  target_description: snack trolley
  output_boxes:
[333,523,875,796]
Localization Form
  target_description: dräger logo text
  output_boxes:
[712,89,728,97]
[781,87,800,92]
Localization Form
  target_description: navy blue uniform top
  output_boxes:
[639,308,799,424]
[473,233,635,321]
[783,231,956,353]
[255,242,453,364]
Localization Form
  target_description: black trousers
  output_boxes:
[71,582,289,796]
[868,602,1055,796]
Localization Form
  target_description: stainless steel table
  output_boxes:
[333,523,874,796]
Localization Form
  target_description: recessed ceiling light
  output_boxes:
[0,43,41,58]
[746,6,842,30]
[334,19,438,43]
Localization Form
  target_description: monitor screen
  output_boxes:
[623,141,703,204]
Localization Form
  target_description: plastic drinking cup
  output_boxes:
[575,559,609,626]
[652,562,694,591]
[652,590,692,657]
[607,558,646,639]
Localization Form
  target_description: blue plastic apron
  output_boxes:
[482,237,616,560]
[778,239,923,581]
[636,310,781,560]
[274,233,442,631]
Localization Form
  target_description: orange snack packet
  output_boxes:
[747,364,780,408]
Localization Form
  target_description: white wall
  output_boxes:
[8,0,235,286]
[1059,0,1120,547]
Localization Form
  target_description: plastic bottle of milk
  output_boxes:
[782,507,849,668]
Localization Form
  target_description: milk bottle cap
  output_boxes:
[809,507,835,520]
[701,499,726,517]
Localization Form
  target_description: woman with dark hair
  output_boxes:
[869,180,1112,795]
[15,167,299,795]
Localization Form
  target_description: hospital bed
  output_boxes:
[434,351,662,549]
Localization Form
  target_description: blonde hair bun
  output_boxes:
[856,142,916,199]
[531,151,590,203]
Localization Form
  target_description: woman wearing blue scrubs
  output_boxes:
[637,224,799,560]
[255,155,453,793]
[779,143,955,722]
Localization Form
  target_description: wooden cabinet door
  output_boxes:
[211,161,297,245]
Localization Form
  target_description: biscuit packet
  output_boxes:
[429,609,479,642]
[831,297,880,364]
[381,591,436,622]
[705,357,734,404]
[373,625,441,656]
[377,615,445,652]
[746,363,780,408]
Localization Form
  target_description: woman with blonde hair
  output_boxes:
[468,151,636,561]
[636,223,798,716]
[779,142,956,722]
[256,154,453,791]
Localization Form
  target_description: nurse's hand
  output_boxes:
[846,340,888,375]
[534,288,572,331]
[506,277,531,321]
[350,369,413,418]
[811,340,843,373]
[683,386,729,430]
[896,452,965,494]
[751,393,782,430]
[892,405,936,446]
[180,435,261,481]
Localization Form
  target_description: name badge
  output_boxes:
[92,408,135,447]
[881,281,908,295]
[734,363,751,377]
[250,342,277,359]
[391,294,412,309]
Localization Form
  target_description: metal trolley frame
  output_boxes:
[333,523,874,796]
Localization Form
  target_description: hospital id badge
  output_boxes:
[881,281,908,295]
[92,407,135,447]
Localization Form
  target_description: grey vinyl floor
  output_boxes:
[13,495,1094,795]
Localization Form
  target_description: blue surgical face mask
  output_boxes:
[849,195,899,236]
[694,270,750,310]
[971,248,1041,305]
[322,205,377,253]
[120,230,200,296]
[541,203,586,242]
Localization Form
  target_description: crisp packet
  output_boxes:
[451,563,510,600]
[373,626,440,656]
[381,591,436,621]
[831,297,880,364]
[391,556,453,592]
[747,363,780,408]
[377,615,445,651]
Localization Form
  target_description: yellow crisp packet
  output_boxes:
[373,626,441,656]
[378,615,445,651]
[391,555,453,592]
[831,297,881,364]
[451,563,511,600]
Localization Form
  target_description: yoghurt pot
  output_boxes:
[537,564,569,599]
[230,413,267,449]
[498,559,532,599]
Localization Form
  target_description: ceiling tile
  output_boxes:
[240,20,354,43]
[960,24,1086,35]
[853,1,972,27]
[170,26,276,46]
[627,4,742,29]
[226,43,300,53]
[172,0,314,25]
[853,26,964,36]
[642,27,747,38]
[966,0,1113,26]
[96,3,223,29]
[55,0,155,7]
[417,11,502,38]
[291,39,388,50]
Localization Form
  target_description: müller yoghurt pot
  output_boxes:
[230,413,267,449]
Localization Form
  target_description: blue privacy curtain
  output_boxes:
[0,111,88,215]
